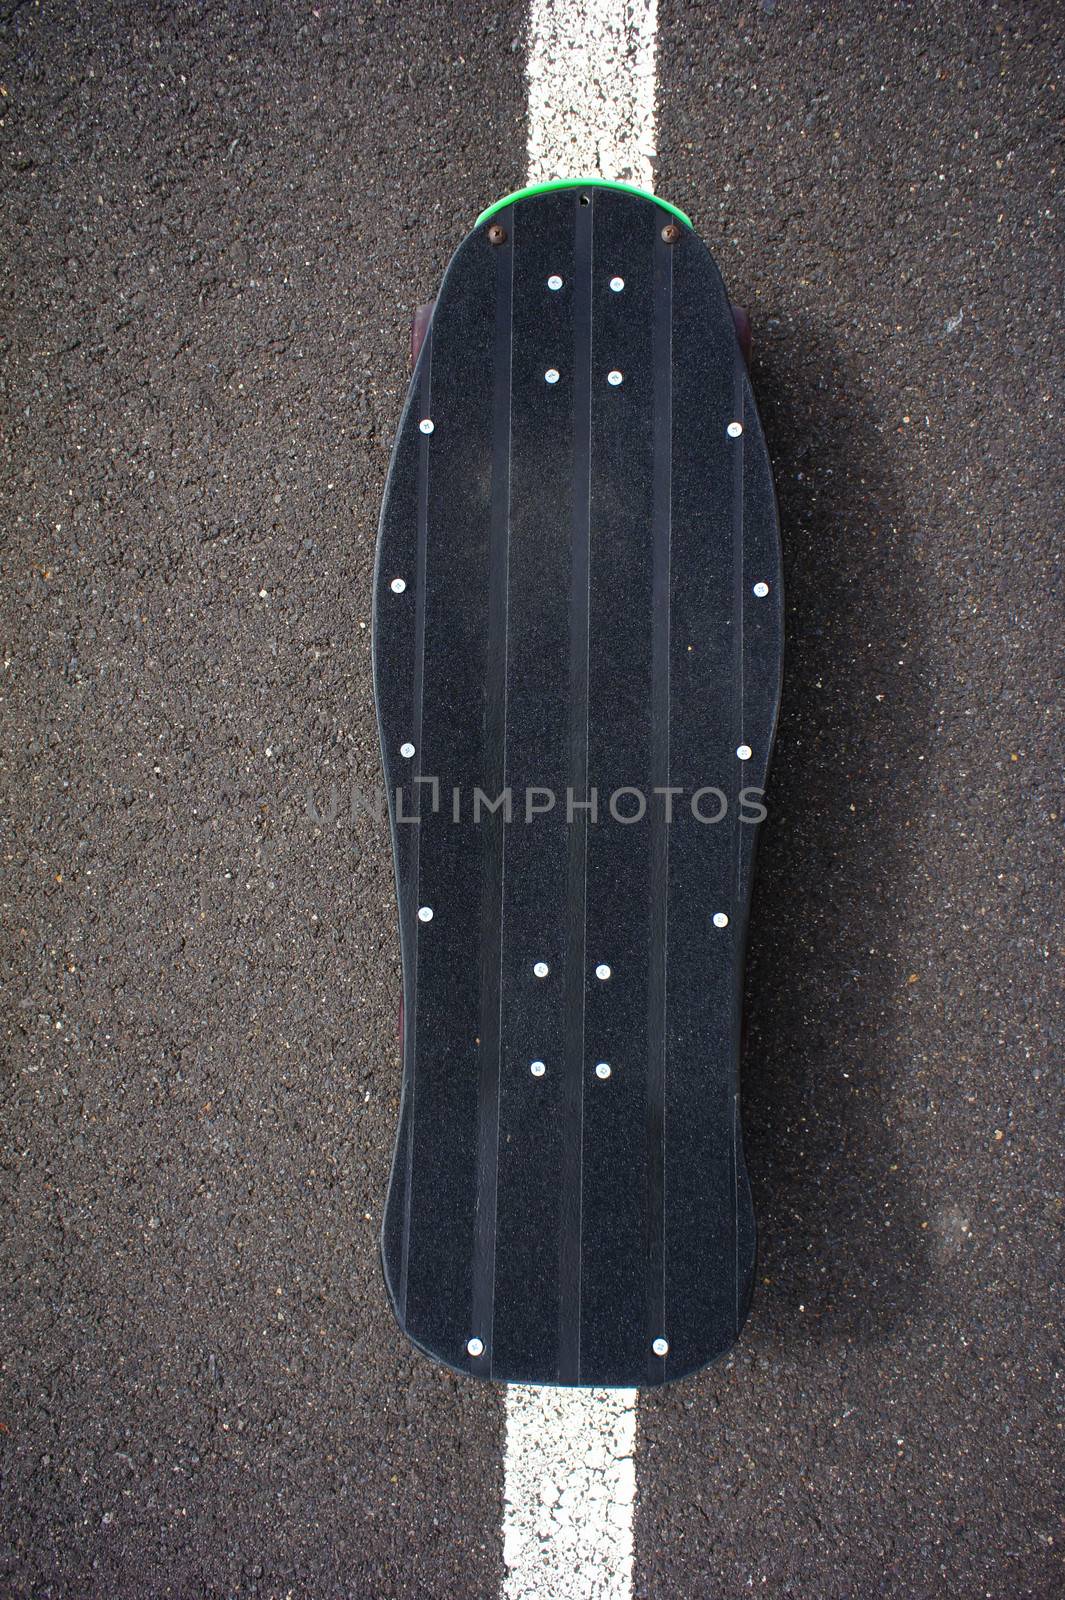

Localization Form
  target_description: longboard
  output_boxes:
[372,179,782,1387]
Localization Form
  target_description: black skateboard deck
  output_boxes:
[373,179,782,1387]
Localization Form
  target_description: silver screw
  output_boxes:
[545,368,560,384]
[736,744,752,761]
[713,912,729,929]
[610,276,625,292]
[753,581,769,598]
[595,1062,611,1080]
[726,421,743,438]
[390,577,407,594]
[467,1337,484,1358]
[418,906,434,923]
[530,1060,546,1077]
[400,742,415,758]
[419,419,434,435]
[595,963,611,980]
[547,275,563,291]
[607,370,623,386]
[533,961,549,978]
[652,1337,669,1357]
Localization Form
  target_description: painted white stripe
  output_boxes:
[526,0,657,188]
[503,1386,638,1600]
[501,5,657,1597]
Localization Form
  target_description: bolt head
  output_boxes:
[595,1062,611,1080]
[487,224,507,246]
[547,274,563,290]
[661,223,681,244]
[418,906,433,923]
[390,577,407,594]
[652,1336,669,1356]
[727,420,743,438]
[753,581,769,598]
[530,1060,546,1077]
[595,963,611,980]
[736,744,752,761]
[533,961,549,978]
[713,912,729,929]
[467,1337,484,1357]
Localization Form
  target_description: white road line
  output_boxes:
[526,0,657,187]
[503,1386,638,1600]
[502,5,658,1598]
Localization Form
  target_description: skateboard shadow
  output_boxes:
[738,319,933,1352]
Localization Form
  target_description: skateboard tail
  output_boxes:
[475,177,694,232]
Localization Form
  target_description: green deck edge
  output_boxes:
[475,179,693,230]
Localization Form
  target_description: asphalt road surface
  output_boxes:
[1,3,1061,1597]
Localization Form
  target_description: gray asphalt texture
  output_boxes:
[1,3,1060,1598]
